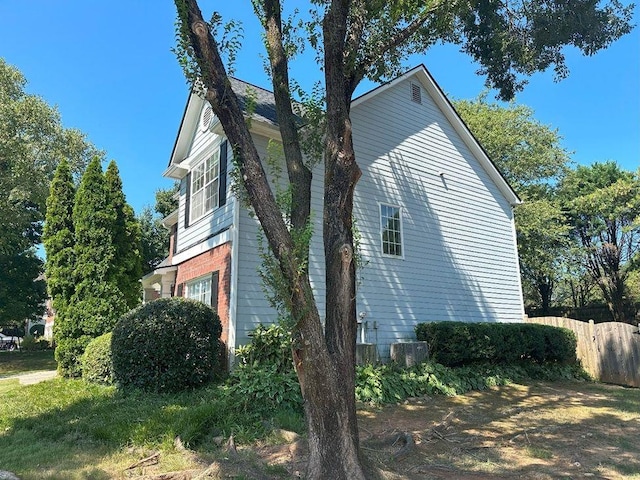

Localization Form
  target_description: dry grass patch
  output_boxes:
[356,381,640,479]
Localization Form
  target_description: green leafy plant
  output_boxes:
[234,323,293,373]
[228,363,303,415]
[81,332,114,385]
[355,361,588,405]
[111,298,222,393]
[415,322,577,367]
[231,323,301,415]
[20,334,52,352]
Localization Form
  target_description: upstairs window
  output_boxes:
[380,204,403,257]
[190,150,220,223]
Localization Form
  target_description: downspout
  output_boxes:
[227,193,241,369]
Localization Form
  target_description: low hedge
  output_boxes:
[415,321,577,367]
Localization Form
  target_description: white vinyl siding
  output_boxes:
[380,204,403,257]
[350,77,523,359]
[234,134,326,349]
[190,150,220,223]
[174,111,233,257]
[186,276,212,305]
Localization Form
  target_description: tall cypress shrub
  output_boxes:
[105,161,142,309]
[57,158,127,376]
[43,159,76,316]
[44,159,78,373]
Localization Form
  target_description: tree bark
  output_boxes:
[175,1,367,478]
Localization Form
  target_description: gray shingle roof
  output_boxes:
[228,77,278,125]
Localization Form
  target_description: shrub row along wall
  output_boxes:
[525,316,640,388]
[415,321,577,367]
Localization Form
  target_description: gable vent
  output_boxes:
[410,82,422,104]
[200,104,214,131]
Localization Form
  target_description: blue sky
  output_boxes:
[1,1,638,214]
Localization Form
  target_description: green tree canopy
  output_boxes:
[138,184,178,275]
[560,161,640,323]
[454,95,569,191]
[43,159,77,316]
[105,161,142,308]
[454,96,571,312]
[0,59,101,327]
[56,158,128,376]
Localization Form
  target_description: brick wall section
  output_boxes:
[174,242,232,346]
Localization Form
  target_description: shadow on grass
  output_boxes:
[0,378,271,479]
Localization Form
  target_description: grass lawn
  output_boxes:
[0,375,639,479]
[0,350,56,377]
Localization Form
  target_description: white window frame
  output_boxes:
[379,203,404,258]
[186,275,212,305]
[189,148,220,224]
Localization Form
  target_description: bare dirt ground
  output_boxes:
[128,380,640,480]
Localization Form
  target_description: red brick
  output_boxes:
[174,242,232,346]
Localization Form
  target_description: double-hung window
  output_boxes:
[190,149,220,223]
[186,276,212,305]
[380,204,403,257]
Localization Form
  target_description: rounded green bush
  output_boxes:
[111,298,222,393]
[55,335,92,378]
[81,332,114,385]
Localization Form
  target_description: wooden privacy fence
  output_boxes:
[525,316,640,388]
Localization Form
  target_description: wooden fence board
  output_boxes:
[525,316,640,388]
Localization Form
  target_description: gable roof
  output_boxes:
[352,65,520,206]
[167,78,279,171]
[166,66,520,206]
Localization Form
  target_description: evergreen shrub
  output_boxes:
[55,335,93,377]
[81,332,114,385]
[20,334,53,351]
[111,298,222,392]
[414,321,577,367]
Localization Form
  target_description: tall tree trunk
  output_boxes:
[599,274,628,323]
[537,277,553,314]
[175,2,367,477]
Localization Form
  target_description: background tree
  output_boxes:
[454,97,571,313]
[560,161,640,323]
[174,1,633,477]
[516,195,571,313]
[139,184,179,274]
[454,96,569,191]
[105,161,143,308]
[154,184,179,218]
[43,159,77,318]
[0,59,99,327]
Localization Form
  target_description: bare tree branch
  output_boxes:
[350,1,445,90]
[261,0,313,235]
[176,0,294,267]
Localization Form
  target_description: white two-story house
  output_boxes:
[142,65,525,366]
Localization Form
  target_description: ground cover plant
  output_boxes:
[0,350,56,377]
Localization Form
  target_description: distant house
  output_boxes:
[142,65,524,365]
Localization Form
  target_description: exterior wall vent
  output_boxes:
[201,104,214,131]
[410,82,422,104]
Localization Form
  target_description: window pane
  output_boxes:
[190,148,221,222]
[187,277,211,305]
[380,204,402,257]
